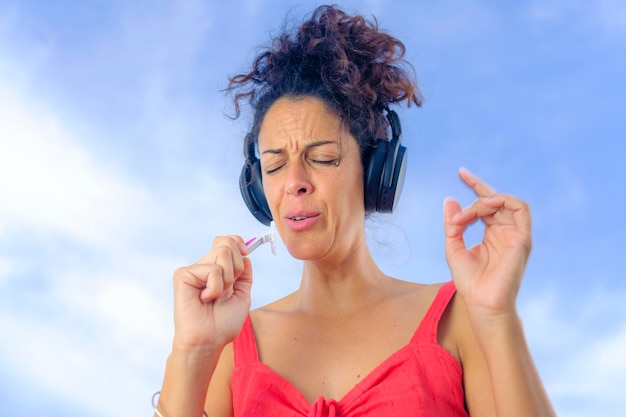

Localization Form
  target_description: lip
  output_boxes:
[283,211,320,232]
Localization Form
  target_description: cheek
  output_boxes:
[262,177,280,210]
[346,160,365,199]
[332,168,365,214]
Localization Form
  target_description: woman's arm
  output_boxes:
[449,293,556,417]
[444,167,557,417]
[156,344,222,417]
[155,236,252,417]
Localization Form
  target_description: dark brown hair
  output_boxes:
[226,4,421,161]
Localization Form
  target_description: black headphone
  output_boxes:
[239,108,407,225]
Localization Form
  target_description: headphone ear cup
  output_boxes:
[239,159,273,226]
[362,138,407,213]
[363,139,388,212]
[378,139,407,213]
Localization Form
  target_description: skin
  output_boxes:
[155,96,557,417]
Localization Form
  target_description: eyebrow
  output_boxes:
[261,140,338,155]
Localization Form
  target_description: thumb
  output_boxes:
[443,197,466,258]
[233,257,253,299]
[443,197,463,237]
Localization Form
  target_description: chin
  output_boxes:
[283,240,329,261]
[285,247,321,261]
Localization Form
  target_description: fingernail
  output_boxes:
[459,166,475,178]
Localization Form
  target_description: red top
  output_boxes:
[231,281,468,417]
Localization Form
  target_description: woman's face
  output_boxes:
[257,96,366,262]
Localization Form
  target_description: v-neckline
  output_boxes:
[249,338,421,408]
[240,282,455,408]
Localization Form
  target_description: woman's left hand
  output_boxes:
[443,167,532,321]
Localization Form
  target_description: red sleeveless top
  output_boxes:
[231,281,468,417]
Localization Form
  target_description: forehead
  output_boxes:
[258,97,348,148]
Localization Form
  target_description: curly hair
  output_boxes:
[226,4,421,161]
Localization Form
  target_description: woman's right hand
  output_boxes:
[171,235,253,352]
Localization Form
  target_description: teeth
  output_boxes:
[292,216,307,221]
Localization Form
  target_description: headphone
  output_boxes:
[239,107,407,226]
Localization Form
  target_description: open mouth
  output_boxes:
[285,213,319,230]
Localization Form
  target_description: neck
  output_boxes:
[292,241,391,318]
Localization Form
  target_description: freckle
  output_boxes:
[357,374,361,379]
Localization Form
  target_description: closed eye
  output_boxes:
[265,163,285,174]
[307,147,341,167]
[310,158,339,167]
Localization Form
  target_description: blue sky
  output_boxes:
[0,0,625,416]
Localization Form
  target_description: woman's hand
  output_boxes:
[172,236,253,352]
[443,167,532,321]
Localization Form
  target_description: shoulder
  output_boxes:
[252,288,300,314]
[437,285,489,370]
[396,279,448,310]
[439,289,499,416]
[248,291,297,330]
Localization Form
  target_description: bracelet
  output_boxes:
[152,391,209,417]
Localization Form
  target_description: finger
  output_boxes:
[174,264,210,289]
[443,197,468,255]
[232,257,254,300]
[459,167,496,197]
[443,197,464,236]
[194,236,246,288]
[212,235,248,256]
[451,196,501,226]
[180,263,225,300]
[203,263,227,299]
[196,236,247,264]
[199,256,254,304]
[482,194,532,232]
[206,245,244,290]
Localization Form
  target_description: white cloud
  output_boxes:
[0,40,301,417]
[518,284,626,416]
[0,74,173,415]
[551,324,626,416]
[0,257,14,284]
[580,326,626,393]
[520,288,578,352]
[0,81,153,246]
[0,305,165,416]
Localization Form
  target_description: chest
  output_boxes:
[253,310,424,403]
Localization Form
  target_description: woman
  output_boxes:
[155,5,556,417]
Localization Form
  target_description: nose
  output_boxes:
[284,160,312,196]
